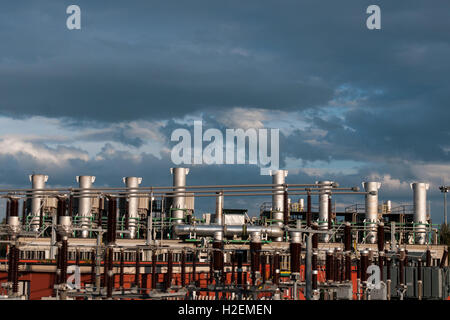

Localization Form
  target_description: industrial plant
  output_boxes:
[0,168,448,300]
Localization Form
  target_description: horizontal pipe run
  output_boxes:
[173,224,283,238]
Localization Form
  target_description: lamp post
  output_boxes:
[439,186,449,225]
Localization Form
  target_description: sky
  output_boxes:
[0,1,449,222]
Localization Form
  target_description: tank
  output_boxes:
[270,170,288,242]
[411,182,429,244]
[123,177,142,239]
[76,176,96,238]
[362,181,381,244]
[29,174,48,232]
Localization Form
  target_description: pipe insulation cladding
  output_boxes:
[215,192,224,225]
[173,224,283,238]
[170,168,189,226]
[317,180,333,242]
[29,174,48,232]
[123,176,142,239]
[362,181,381,244]
[411,182,429,245]
[76,176,96,238]
[270,170,288,242]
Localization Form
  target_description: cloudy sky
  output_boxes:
[1,1,449,221]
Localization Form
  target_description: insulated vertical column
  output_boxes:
[123,177,143,239]
[317,181,333,242]
[270,170,288,242]
[29,174,48,232]
[170,168,189,239]
[215,192,223,225]
[362,182,381,244]
[411,183,429,245]
[77,175,96,238]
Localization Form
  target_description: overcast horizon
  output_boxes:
[1,1,449,222]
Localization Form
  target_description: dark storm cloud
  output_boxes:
[1,0,449,124]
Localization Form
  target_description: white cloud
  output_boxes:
[0,137,88,166]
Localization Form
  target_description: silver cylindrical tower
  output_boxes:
[123,176,142,239]
[29,174,48,232]
[411,182,429,244]
[270,170,288,242]
[170,168,189,225]
[363,181,381,244]
[317,181,333,241]
[215,192,224,225]
[298,198,305,212]
[76,175,96,238]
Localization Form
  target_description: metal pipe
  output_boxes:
[317,181,333,241]
[215,192,223,225]
[29,174,48,232]
[173,224,283,239]
[271,170,288,242]
[362,182,381,244]
[76,176,95,238]
[411,182,429,244]
[123,177,142,239]
[170,168,189,226]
